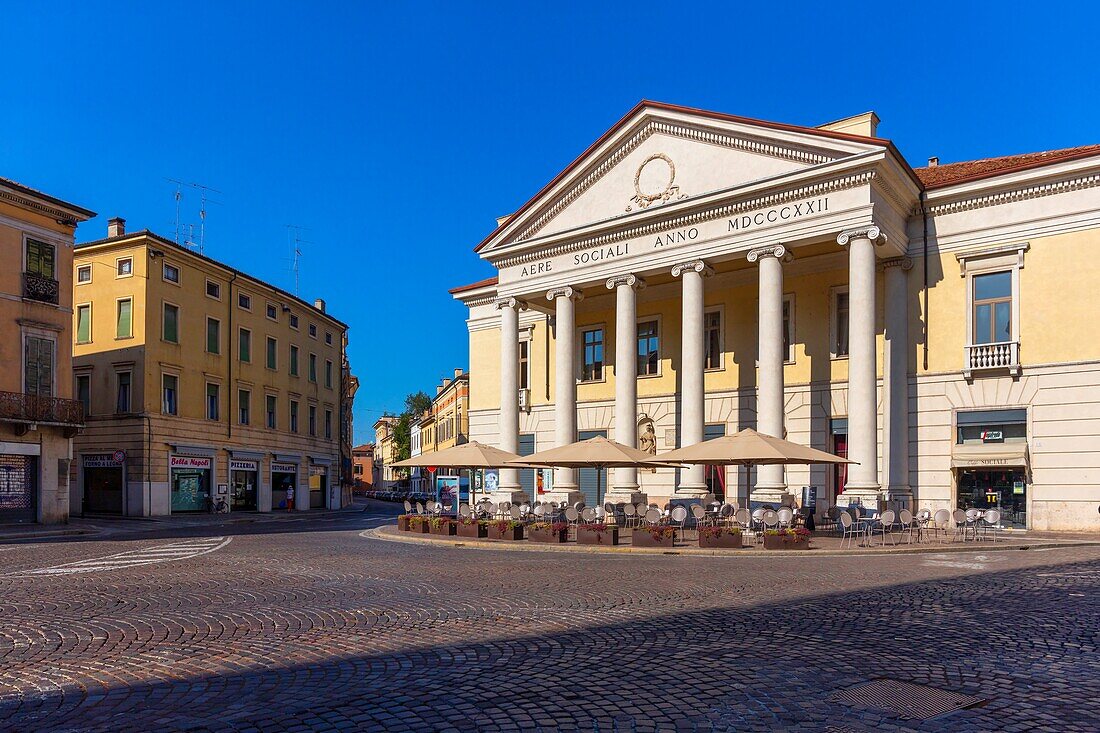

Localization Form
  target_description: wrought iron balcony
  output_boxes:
[964,341,1020,379]
[0,391,84,436]
[22,272,60,304]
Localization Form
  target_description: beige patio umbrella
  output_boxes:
[508,436,679,504]
[649,428,854,466]
[392,441,524,513]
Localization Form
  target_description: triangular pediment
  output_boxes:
[479,102,890,255]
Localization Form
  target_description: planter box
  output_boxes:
[763,534,810,550]
[577,526,619,546]
[456,521,487,539]
[408,520,430,534]
[487,524,524,541]
[632,530,675,548]
[397,516,411,532]
[529,526,569,543]
[699,531,743,549]
[429,521,456,536]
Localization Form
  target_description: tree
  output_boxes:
[392,390,432,466]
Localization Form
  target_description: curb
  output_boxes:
[0,528,98,543]
[362,526,1100,558]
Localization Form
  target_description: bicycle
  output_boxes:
[210,496,229,514]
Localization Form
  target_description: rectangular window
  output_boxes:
[163,303,179,343]
[76,304,92,344]
[26,239,56,278]
[163,263,180,283]
[116,371,131,413]
[519,340,530,390]
[206,318,220,354]
[783,296,794,363]
[238,292,251,310]
[309,405,317,436]
[162,374,178,415]
[290,345,300,376]
[239,328,251,362]
[325,331,333,346]
[973,271,1012,345]
[76,264,92,284]
[637,320,659,377]
[266,303,278,320]
[308,323,317,338]
[117,257,132,277]
[309,353,317,383]
[266,395,277,429]
[238,389,250,425]
[206,279,221,299]
[76,374,91,415]
[116,299,133,339]
[324,359,333,388]
[324,409,332,440]
[289,313,299,329]
[206,383,220,421]
[267,337,278,370]
[290,400,299,433]
[834,291,849,357]
[24,336,54,396]
[581,328,604,382]
[704,310,722,370]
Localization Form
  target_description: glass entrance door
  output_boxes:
[957,469,1027,529]
[231,470,257,510]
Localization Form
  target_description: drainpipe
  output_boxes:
[921,191,929,372]
[144,412,152,517]
[227,272,238,439]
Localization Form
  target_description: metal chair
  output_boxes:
[951,509,970,542]
[622,502,637,528]
[965,508,983,540]
[644,507,662,524]
[867,509,897,547]
[564,506,580,537]
[415,502,425,515]
[671,505,689,535]
[760,509,779,544]
[690,503,706,529]
[718,503,734,528]
[733,507,751,535]
[927,508,951,543]
[898,509,918,544]
[838,511,863,549]
[581,507,597,523]
[751,507,766,535]
[777,507,794,530]
[403,500,413,514]
[980,509,1002,542]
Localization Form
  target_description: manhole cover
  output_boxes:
[831,679,985,720]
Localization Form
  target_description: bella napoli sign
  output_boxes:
[511,195,831,279]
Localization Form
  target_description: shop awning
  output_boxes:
[951,443,1029,469]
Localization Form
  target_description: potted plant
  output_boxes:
[762,527,811,550]
[397,514,411,532]
[408,515,429,534]
[632,525,676,548]
[528,521,569,543]
[429,516,456,536]
[456,516,488,539]
[698,525,743,549]
[487,519,524,541]
[577,522,619,546]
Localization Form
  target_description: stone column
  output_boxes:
[546,286,583,499]
[748,245,790,505]
[882,257,913,509]
[836,226,886,507]
[495,296,526,500]
[606,274,646,499]
[672,260,713,496]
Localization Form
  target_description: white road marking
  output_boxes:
[8,536,233,576]
[921,553,1007,570]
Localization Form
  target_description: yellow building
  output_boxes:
[373,415,399,488]
[432,369,469,452]
[71,221,351,515]
[452,101,1100,531]
[0,176,94,524]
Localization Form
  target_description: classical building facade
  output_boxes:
[0,176,94,524]
[452,101,1100,531]
[71,222,352,516]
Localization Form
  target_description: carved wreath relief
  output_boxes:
[627,153,687,212]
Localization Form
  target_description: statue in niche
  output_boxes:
[639,419,658,472]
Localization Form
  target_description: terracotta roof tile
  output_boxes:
[915,144,1100,188]
[449,276,498,295]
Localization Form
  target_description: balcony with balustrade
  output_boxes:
[22,272,60,305]
[0,391,85,437]
[964,341,1021,380]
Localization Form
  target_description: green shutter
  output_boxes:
[207,319,219,354]
[240,330,250,361]
[164,305,178,343]
[26,239,55,278]
[290,347,298,375]
[117,300,132,338]
[77,305,91,343]
[267,338,277,369]
[24,337,53,396]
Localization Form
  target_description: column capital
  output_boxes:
[546,286,584,302]
[746,244,793,263]
[671,260,714,278]
[605,274,647,291]
[880,256,913,272]
[837,225,888,247]
[494,296,528,311]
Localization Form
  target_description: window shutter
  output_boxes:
[77,306,91,343]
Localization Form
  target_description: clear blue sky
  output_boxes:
[2,2,1096,443]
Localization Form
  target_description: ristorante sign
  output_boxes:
[509,195,832,280]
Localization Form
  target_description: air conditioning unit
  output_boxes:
[517,388,531,411]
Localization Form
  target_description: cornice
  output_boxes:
[509,119,841,245]
[492,170,875,269]
[926,167,1100,217]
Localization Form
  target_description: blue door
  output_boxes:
[577,429,607,507]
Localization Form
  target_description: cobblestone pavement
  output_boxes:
[0,503,1096,733]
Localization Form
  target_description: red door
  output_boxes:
[832,434,848,501]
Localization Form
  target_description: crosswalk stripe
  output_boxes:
[8,537,233,576]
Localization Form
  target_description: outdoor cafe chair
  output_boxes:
[718,503,734,528]
[751,507,766,534]
[580,507,596,523]
[459,504,472,519]
[404,500,413,514]
[951,509,970,542]
[509,505,523,521]
[564,505,580,529]
[898,509,919,544]
[622,502,637,528]
[760,509,779,544]
[690,503,706,528]
[965,508,983,540]
[671,505,689,535]
[644,507,663,525]
[733,507,752,536]
[532,504,546,521]
[927,508,951,543]
[980,509,1002,542]
[867,510,897,547]
[777,507,794,530]
[838,511,863,549]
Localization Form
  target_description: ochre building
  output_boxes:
[71,221,351,516]
[0,176,94,524]
[451,101,1100,532]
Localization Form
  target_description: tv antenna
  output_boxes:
[165,179,222,254]
[286,225,311,296]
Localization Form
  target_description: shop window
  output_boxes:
[956,409,1027,444]
[637,320,659,377]
[581,327,604,382]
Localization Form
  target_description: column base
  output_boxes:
[674,482,709,498]
[883,485,913,512]
[839,485,883,511]
[606,490,647,506]
[749,484,792,507]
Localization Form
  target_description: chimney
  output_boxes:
[313,298,326,313]
[435,385,443,396]
[927,156,939,167]
[454,368,463,378]
[107,217,126,237]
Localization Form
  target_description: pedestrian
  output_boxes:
[286,485,295,512]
